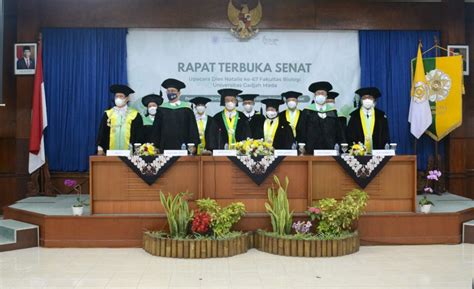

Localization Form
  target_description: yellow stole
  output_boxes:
[285,109,300,137]
[264,118,279,144]
[359,108,375,152]
[197,117,207,155]
[106,108,138,150]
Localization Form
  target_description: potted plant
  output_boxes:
[64,179,88,216]
[143,192,249,258]
[256,175,369,257]
[419,196,434,214]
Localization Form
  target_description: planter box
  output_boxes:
[143,232,251,258]
[254,230,360,257]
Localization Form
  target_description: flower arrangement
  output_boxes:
[424,169,442,194]
[139,143,157,156]
[419,195,435,206]
[292,221,312,235]
[191,210,212,234]
[234,138,274,157]
[64,179,88,208]
[349,142,366,156]
[305,206,322,222]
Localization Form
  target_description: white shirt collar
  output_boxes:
[316,104,325,111]
[113,106,128,114]
[244,110,255,118]
[170,100,181,106]
[362,107,374,117]
[226,110,237,118]
[195,113,207,120]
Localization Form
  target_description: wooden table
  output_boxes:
[89,155,417,214]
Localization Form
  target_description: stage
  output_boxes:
[3,193,473,247]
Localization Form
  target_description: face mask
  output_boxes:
[167,92,178,101]
[225,102,236,111]
[287,101,297,109]
[148,107,157,116]
[266,111,278,119]
[115,97,126,107]
[362,99,374,110]
[196,105,206,115]
[243,104,254,113]
[314,94,326,105]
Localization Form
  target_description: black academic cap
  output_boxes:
[109,84,135,96]
[308,81,333,93]
[262,98,284,109]
[239,94,259,102]
[327,91,339,100]
[142,92,163,107]
[218,88,243,106]
[161,78,186,90]
[190,97,212,106]
[281,91,302,99]
[355,87,381,99]
[23,46,31,52]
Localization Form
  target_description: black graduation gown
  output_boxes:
[279,109,305,143]
[254,115,295,149]
[152,106,200,151]
[213,111,252,149]
[346,108,390,149]
[302,109,346,153]
[198,115,219,151]
[247,112,265,139]
[96,109,143,152]
[140,114,156,145]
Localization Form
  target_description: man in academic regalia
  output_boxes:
[279,91,304,144]
[255,99,295,149]
[213,88,251,149]
[240,94,265,138]
[141,92,163,145]
[190,97,218,154]
[326,91,348,141]
[152,78,200,152]
[302,81,346,153]
[97,84,143,154]
[346,87,390,151]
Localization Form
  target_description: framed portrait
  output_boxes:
[447,45,469,76]
[14,43,37,75]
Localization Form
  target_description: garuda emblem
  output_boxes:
[228,0,262,39]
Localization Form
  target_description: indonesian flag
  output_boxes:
[28,39,48,174]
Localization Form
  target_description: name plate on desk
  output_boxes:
[106,150,130,157]
[313,150,338,156]
[163,150,188,156]
[372,149,395,156]
[274,150,298,156]
[213,150,237,156]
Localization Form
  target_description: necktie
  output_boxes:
[26,59,29,68]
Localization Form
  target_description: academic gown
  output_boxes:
[346,108,390,149]
[254,115,295,149]
[152,106,200,151]
[96,108,143,152]
[279,109,305,143]
[141,114,156,145]
[247,112,265,139]
[302,109,346,153]
[196,115,219,151]
[213,111,252,149]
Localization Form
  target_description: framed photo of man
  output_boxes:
[447,45,469,76]
[14,43,37,75]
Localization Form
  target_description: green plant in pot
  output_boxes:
[159,191,194,238]
[264,175,293,235]
[419,195,434,214]
[195,198,246,238]
[64,179,89,216]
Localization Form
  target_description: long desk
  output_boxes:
[89,155,417,214]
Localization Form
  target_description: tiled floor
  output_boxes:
[0,245,472,289]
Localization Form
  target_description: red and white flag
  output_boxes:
[28,38,48,174]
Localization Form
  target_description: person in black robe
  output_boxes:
[97,84,143,154]
[255,98,295,149]
[302,81,346,153]
[213,88,251,149]
[240,94,265,138]
[190,97,218,154]
[326,91,348,142]
[151,78,200,152]
[279,91,305,144]
[141,93,163,146]
[346,87,390,150]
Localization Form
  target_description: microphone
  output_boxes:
[218,128,222,149]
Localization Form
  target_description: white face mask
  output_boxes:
[148,106,157,116]
[225,102,236,111]
[287,100,297,109]
[314,94,327,105]
[362,99,374,110]
[243,104,254,113]
[115,97,126,107]
[266,110,278,119]
[196,105,206,115]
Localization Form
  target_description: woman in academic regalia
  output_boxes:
[141,92,163,145]
[96,84,143,154]
[240,94,265,138]
[255,98,295,149]
[189,96,218,154]
[213,88,252,149]
[346,87,390,150]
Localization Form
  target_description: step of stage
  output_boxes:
[0,219,39,252]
